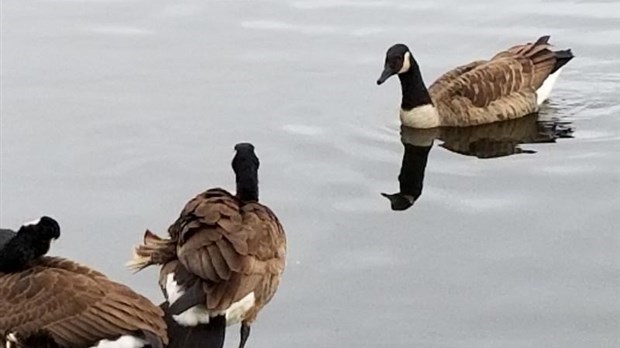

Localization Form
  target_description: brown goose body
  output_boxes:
[129,143,286,348]
[0,256,168,348]
[378,36,574,128]
[166,188,285,320]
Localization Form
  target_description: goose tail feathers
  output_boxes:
[551,48,574,74]
[126,230,176,273]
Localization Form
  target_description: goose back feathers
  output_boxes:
[1,257,167,348]
[378,35,574,128]
[168,188,285,317]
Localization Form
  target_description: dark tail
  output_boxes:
[160,302,226,348]
[551,48,574,74]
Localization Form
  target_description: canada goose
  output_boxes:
[377,35,574,128]
[0,217,168,348]
[382,116,574,210]
[128,143,287,348]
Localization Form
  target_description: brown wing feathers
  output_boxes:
[501,35,557,89]
[152,188,285,316]
[0,256,167,347]
[425,35,572,126]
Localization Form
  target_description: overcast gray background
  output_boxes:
[1,0,619,347]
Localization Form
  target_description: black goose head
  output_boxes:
[18,216,61,240]
[0,216,60,272]
[17,216,61,257]
[232,143,260,202]
[377,44,412,85]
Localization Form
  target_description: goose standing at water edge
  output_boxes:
[0,217,168,348]
[377,35,574,128]
[129,143,287,348]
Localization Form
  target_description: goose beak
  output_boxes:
[381,192,415,211]
[377,68,394,85]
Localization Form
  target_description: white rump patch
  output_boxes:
[91,335,146,348]
[398,51,411,74]
[165,273,183,304]
[400,104,440,129]
[7,333,17,348]
[173,305,212,326]
[166,273,256,327]
[225,292,256,325]
[166,273,211,326]
[172,292,256,327]
[536,67,563,105]
[22,218,41,227]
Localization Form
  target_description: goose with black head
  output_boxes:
[129,143,286,348]
[377,35,574,128]
[0,217,168,348]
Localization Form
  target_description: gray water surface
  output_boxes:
[1,0,619,347]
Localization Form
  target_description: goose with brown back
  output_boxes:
[377,35,574,128]
[0,217,168,348]
[128,143,287,348]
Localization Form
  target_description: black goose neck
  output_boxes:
[399,143,433,198]
[0,231,49,272]
[233,161,259,202]
[398,57,433,110]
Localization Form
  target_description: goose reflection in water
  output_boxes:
[382,113,574,211]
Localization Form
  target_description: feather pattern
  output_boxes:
[168,188,286,319]
[0,257,167,348]
[428,36,571,126]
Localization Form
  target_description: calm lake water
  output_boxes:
[1,0,619,347]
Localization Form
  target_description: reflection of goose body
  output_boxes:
[436,114,573,158]
[129,143,286,348]
[0,217,167,348]
[377,36,574,128]
[383,116,573,210]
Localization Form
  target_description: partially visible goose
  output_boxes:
[0,217,168,348]
[377,35,574,128]
[128,143,287,348]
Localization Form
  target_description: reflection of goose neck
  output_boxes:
[399,143,432,198]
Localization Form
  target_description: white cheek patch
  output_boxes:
[22,218,41,227]
[225,292,256,325]
[398,51,411,74]
[91,335,146,348]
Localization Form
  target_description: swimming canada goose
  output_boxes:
[128,143,287,348]
[377,35,574,128]
[0,217,168,348]
[382,116,574,210]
